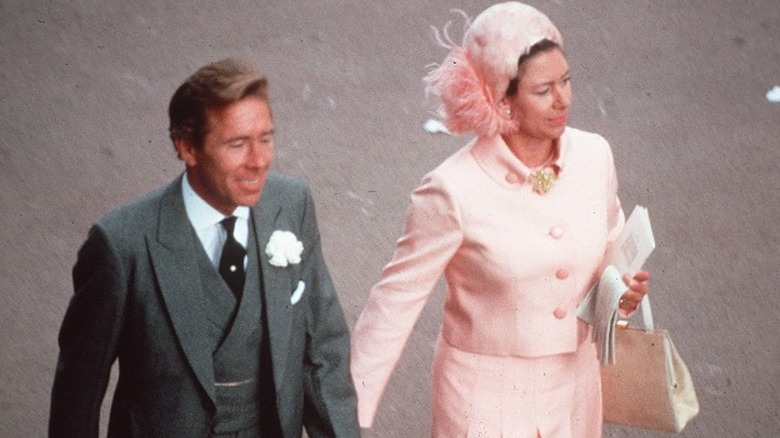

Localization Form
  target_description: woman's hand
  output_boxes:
[618,270,650,313]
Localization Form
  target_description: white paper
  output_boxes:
[423,118,450,135]
[766,85,780,103]
[608,205,656,274]
[577,205,656,364]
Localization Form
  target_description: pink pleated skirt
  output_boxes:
[431,334,602,438]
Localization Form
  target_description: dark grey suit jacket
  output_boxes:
[49,173,359,437]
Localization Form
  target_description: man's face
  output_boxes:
[177,97,274,215]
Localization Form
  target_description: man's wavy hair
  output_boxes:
[168,58,268,152]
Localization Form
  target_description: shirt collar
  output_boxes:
[181,173,250,231]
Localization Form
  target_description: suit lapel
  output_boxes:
[145,174,295,404]
[146,176,216,404]
[252,177,293,392]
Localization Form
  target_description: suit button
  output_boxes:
[505,172,520,184]
[554,307,568,319]
[549,227,563,239]
[556,269,569,280]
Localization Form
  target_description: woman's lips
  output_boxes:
[549,115,567,126]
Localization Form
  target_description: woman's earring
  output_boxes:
[499,99,512,118]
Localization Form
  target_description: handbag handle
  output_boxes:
[636,295,655,332]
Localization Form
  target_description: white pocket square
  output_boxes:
[290,281,306,304]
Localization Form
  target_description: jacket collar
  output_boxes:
[148,175,218,403]
[248,175,294,394]
[470,129,569,190]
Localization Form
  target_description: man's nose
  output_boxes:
[246,143,271,168]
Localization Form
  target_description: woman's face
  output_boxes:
[506,48,572,142]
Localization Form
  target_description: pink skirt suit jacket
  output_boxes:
[351,127,626,437]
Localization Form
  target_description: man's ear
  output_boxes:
[174,138,198,167]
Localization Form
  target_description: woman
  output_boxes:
[351,2,650,437]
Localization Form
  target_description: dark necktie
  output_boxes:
[219,216,246,299]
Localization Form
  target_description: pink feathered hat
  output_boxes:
[425,2,563,137]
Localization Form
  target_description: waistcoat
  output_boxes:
[195,219,264,434]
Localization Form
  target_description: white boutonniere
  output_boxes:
[265,230,304,267]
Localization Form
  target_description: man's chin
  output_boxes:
[237,192,263,207]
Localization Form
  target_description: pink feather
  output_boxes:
[425,48,517,138]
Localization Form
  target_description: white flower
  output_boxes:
[265,230,304,267]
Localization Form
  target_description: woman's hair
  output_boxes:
[168,58,268,149]
[505,39,562,97]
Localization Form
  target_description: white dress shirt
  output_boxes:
[181,174,249,268]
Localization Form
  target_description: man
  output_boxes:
[49,59,359,437]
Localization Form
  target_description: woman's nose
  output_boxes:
[555,88,572,109]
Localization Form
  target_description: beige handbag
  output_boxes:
[601,298,700,432]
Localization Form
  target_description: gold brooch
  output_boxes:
[528,168,556,194]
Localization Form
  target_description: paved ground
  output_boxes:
[1,0,778,436]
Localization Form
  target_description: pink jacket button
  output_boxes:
[553,307,568,319]
[549,227,563,239]
[556,269,569,280]
[505,173,520,184]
